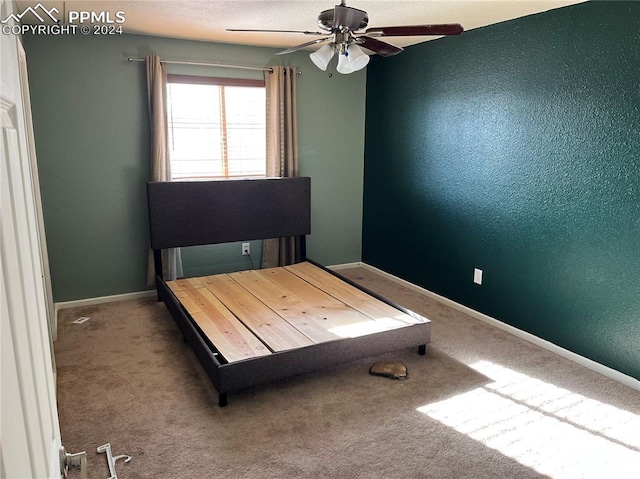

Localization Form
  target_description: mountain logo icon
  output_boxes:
[1,3,60,24]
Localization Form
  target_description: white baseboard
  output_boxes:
[359,263,640,392]
[327,261,363,271]
[54,290,156,314]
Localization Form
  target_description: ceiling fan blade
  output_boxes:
[357,36,403,57]
[226,28,326,35]
[333,4,367,30]
[366,24,464,37]
[275,37,332,55]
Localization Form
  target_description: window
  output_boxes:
[166,75,266,180]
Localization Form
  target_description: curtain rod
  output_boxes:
[127,57,301,75]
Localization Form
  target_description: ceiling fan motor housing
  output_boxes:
[317,8,369,32]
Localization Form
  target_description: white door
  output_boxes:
[16,22,57,343]
[1,0,63,477]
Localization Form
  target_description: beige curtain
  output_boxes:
[146,54,183,284]
[262,66,300,268]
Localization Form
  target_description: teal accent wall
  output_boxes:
[363,2,640,379]
[24,33,365,301]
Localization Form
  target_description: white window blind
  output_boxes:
[166,78,266,180]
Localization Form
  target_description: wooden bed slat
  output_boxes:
[172,287,271,363]
[285,262,425,327]
[256,267,376,329]
[204,276,314,352]
[228,270,337,343]
[230,267,394,342]
[167,277,207,291]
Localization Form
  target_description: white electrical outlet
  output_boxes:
[474,268,483,285]
[242,243,250,256]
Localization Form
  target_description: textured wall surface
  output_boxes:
[363,1,639,379]
[24,33,366,301]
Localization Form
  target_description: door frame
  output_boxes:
[1,0,62,476]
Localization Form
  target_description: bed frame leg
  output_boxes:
[219,393,228,407]
[418,344,426,356]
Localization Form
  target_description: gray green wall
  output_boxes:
[363,1,639,380]
[24,33,366,302]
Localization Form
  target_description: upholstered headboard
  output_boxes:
[147,177,311,250]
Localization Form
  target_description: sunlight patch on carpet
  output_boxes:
[417,361,640,478]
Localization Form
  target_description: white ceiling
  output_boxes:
[19,0,585,52]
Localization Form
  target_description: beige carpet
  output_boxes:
[55,267,640,479]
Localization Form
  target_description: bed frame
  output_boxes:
[147,177,430,406]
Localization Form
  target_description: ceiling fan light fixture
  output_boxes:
[336,44,369,74]
[309,43,335,71]
[336,51,354,74]
[347,44,370,71]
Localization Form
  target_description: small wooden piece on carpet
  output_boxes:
[370,361,408,379]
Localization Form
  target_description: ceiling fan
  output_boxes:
[227,1,463,74]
